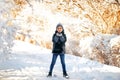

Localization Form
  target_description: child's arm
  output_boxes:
[52,34,59,43]
[59,34,67,43]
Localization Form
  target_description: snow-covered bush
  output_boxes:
[78,34,120,67]
[109,36,120,67]
[0,25,16,62]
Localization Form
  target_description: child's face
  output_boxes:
[57,26,63,33]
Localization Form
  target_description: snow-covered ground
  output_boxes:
[0,40,120,80]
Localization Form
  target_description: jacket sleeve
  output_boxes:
[52,34,59,43]
[59,34,67,43]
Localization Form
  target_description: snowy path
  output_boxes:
[0,40,120,80]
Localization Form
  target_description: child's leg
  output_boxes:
[49,54,58,74]
[59,53,66,73]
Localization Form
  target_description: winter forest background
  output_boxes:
[0,0,120,71]
[0,0,120,80]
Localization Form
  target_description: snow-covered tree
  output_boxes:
[0,0,17,62]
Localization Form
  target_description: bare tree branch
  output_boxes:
[25,0,34,14]
[115,0,120,5]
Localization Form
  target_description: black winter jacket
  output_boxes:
[52,33,67,53]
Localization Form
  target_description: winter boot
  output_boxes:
[47,72,52,77]
[63,72,69,79]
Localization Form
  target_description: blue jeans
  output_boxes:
[49,53,66,73]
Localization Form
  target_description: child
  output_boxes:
[47,23,69,79]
